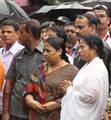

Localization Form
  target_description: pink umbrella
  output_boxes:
[16,0,30,6]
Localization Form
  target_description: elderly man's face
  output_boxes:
[93,9,110,30]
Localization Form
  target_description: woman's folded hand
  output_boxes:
[59,80,72,94]
[42,101,59,111]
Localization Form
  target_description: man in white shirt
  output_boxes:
[93,4,111,48]
[0,19,24,119]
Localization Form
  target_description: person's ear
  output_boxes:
[92,45,97,54]
[90,24,96,33]
[58,48,62,56]
[28,31,34,39]
[107,16,110,25]
[16,31,20,36]
[15,31,20,40]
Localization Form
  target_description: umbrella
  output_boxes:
[29,5,57,23]
[46,1,92,22]
[81,0,111,8]
[0,0,30,23]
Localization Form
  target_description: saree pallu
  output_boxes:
[25,64,78,120]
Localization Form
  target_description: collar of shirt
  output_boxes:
[2,41,24,55]
[103,31,110,41]
[36,40,44,53]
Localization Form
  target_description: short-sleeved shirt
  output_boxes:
[0,41,24,114]
[5,40,44,119]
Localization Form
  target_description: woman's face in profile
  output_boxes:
[78,39,95,62]
[43,42,60,64]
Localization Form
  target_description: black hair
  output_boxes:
[23,19,41,40]
[93,4,110,17]
[80,34,104,59]
[84,12,101,33]
[40,21,55,30]
[76,13,99,29]
[1,19,19,31]
[47,26,58,34]
[47,26,68,43]
[66,35,77,46]
[46,36,69,63]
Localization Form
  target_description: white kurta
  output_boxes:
[60,57,109,120]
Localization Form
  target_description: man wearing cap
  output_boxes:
[56,16,72,27]
[63,23,76,38]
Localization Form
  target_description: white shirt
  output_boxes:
[60,57,109,120]
[103,31,111,48]
[0,41,24,114]
[66,54,73,65]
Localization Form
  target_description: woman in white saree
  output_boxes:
[60,34,109,120]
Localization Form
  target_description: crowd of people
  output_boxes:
[0,3,110,120]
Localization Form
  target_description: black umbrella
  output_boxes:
[81,0,111,8]
[29,5,57,23]
[46,1,92,22]
[0,0,30,23]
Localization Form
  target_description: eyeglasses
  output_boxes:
[93,4,108,11]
